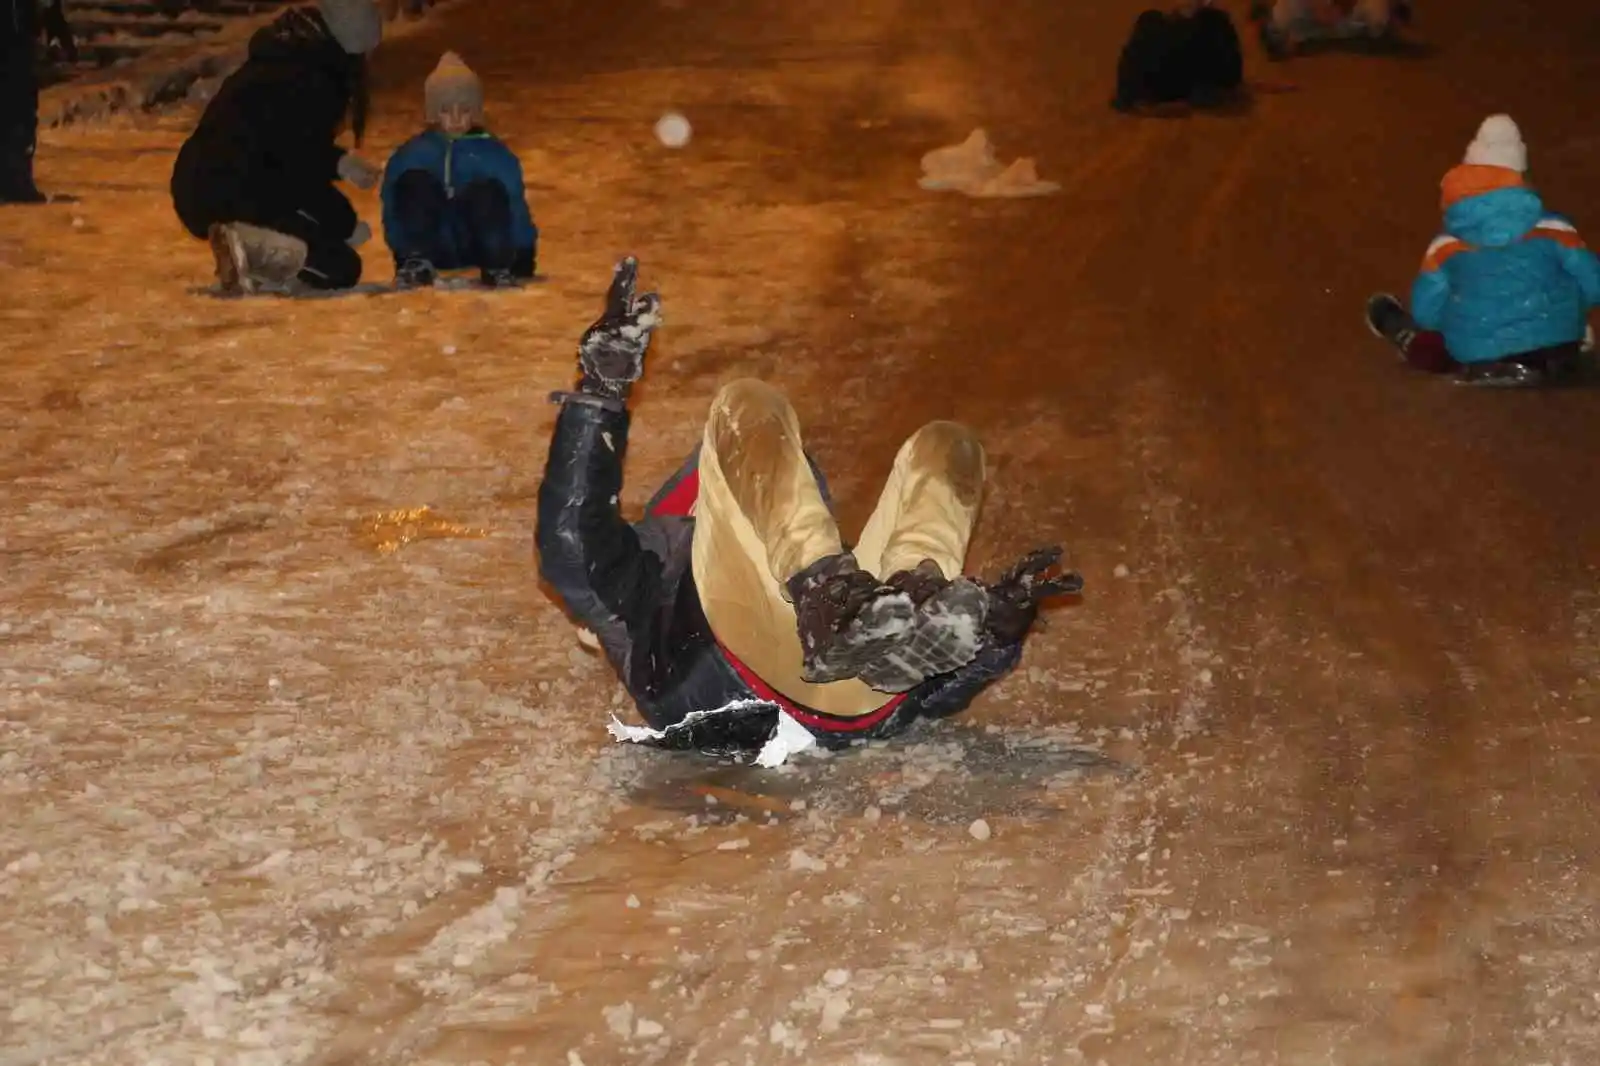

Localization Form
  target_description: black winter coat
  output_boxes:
[535,397,1023,757]
[4,0,39,45]
[170,8,359,225]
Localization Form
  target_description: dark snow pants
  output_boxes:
[386,169,532,276]
[0,40,40,200]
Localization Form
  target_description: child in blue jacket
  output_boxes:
[1367,115,1600,385]
[380,52,538,289]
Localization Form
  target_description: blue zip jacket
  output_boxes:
[1411,174,1600,363]
[380,127,537,259]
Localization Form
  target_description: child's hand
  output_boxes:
[337,153,382,190]
[577,257,662,400]
[982,547,1084,644]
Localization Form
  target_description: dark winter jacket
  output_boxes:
[170,9,360,213]
[535,398,1023,755]
[1412,164,1600,363]
[4,0,38,45]
[7,0,69,55]
[381,128,538,259]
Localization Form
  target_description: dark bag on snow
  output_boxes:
[1113,3,1244,111]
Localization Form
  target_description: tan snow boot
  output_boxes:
[208,222,308,295]
[208,223,243,295]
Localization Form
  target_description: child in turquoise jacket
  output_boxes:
[1367,115,1600,385]
[380,52,538,288]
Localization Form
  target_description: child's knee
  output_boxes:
[458,177,511,207]
[903,422,986,498]
[394,168,446,199]
[710,379,793,429]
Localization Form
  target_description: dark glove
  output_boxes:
[983,546,1084,644]
[577,257,661,402]
[41,0,78,62]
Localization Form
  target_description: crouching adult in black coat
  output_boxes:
[170,0,383,294]
[1113,0,1244,113]
[535,258,1083,758]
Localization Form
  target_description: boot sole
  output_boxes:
[858,579,989,693]
[800,592,916,686]
[1364,293,1400,340]
[1364,292,1417,361]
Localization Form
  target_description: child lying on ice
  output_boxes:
[380,52,539,290]
[535,258,1082,758]
[1366,115,1600,386]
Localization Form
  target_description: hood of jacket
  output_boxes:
[247,8,345,65]
[1440,163,1545,249]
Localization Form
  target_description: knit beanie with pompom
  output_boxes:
[425,52,484,124]
[1463,114,1527,173]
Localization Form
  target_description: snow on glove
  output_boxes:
[577,256,662,401]
[337,153,382,190]
[983,546,1084,645]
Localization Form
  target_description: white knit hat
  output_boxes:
[1463,114,1527,173]
[425,52,484,123]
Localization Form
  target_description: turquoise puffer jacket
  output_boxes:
[1410,185,1600,363]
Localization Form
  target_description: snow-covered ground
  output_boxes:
[2,5,1136,1061]
[7,0,1600,1061]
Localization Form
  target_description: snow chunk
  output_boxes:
[6,852,42,874]
[919,129,1060,198]
[756,710,818,767]
[603,1001,635,1039]
[788,848,828,873]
